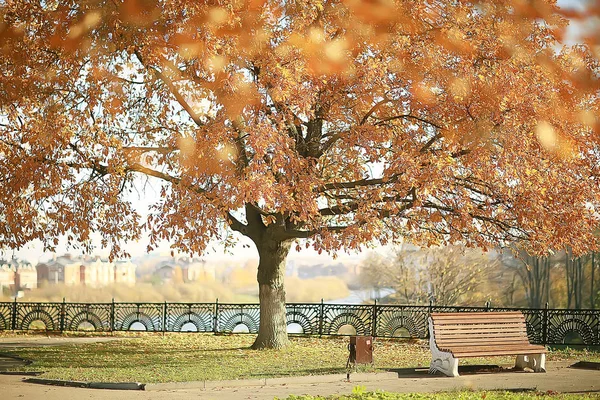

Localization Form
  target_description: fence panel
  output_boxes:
[112,303,164,332]
[321,304,373,336]
[13,302,61,331]
[0,302,13,331]
[64,303,112,332]
[217,303,260,333]
[1,300,598,345]
[165,303,214,332]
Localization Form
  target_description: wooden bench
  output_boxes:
[428,311,546,377]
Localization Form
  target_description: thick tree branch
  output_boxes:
[319,174,400,192]
[319,195,413,216]
[281,225,350,239]
[360,98,392,125]
[123,146,175,154]
[127,162,183,186]
[227,212,247,234]
[134,50,205,127]
[374,114,443,129]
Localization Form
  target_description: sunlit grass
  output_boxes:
[2,333,599,383]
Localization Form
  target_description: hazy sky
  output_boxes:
[5,0,594,265]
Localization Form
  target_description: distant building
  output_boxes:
[155,264,176,284]
[114,260,136,286]
[37,255,82,286]
[0,264,15,293]
[178,257,215,282]
[0,258,37,293]
[16,263,37,290]
[36,255,136,287]
[153,256,214,284]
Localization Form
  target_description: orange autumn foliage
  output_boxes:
[1,1,599,257]
[1,1,600,347]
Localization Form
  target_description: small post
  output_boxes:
[319,299,324,336]
[11,297,17,330]
[110,298,115,333]
[486,300,491,310]
[162,301,168,335]
[60,297,66,332]
[542,302,549,345]
[213,298,219,333]
[371,299,378,337]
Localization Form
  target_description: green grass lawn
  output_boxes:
[2,333,599,383]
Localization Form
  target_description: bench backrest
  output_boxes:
[430,311,530,349]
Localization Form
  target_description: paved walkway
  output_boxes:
[0,336,599,399]
[1,362,599,400]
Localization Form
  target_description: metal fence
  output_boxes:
[0,300,598,346]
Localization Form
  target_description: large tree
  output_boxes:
[1,0,600,348]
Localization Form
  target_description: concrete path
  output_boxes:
[1,362,599,400]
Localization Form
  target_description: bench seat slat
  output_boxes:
[447,346,546,356]
[442,344,546,350]
[438,342,531,350]
[431,312,524,319]
[437,338,530,346]
[434,323,527,333]
[440,342,535,350]
[431,312,524,316]
[436,329,526,335]
[433,319,524,325]
[432,313,524,318]
[452,349,546,357]
[435,329,527,337]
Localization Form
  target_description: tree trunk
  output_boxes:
[591,253,595,310]
[251,238,292,349]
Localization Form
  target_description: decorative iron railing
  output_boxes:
[0,300,598,346]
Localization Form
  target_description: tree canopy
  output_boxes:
[1,0,600,347]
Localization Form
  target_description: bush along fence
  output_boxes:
[0,300,599,346]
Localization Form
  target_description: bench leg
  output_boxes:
[515,354,546,372]
[430,355,459,377]
[428,318,459,377]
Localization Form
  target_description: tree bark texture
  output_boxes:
[251,238,292,349]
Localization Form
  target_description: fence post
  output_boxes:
[110,298,115,333]
[60,297,66,332]
[213,298,219,333]
[11,297,17,330]
[162,301,168,335]
[319,299,324,336]
[371,299,378,337]
[543,302,549,345]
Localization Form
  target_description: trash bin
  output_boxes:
[348,336,373,364]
